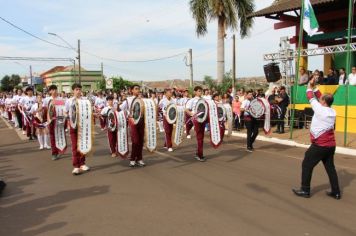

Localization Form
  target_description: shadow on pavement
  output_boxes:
[0,185,110,236]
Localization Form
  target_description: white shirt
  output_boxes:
[158,97,176,115]
[185,96,201,113]
[203,95,211,100]
[339,74,347,85]
[348,73,356,86]
[94,97,106,108]
[119,96,136,115]
[21,96,37,111]
[241,99,251,116]
[101,106,113,116]
[308,89,336,138]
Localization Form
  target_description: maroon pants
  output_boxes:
[193,120,206,158]
[48,122,59,155]
[99,117,106,129]
[129,119,144,161]
[26,119,36,137]
[70,127,86,168]
[107,130,117,154]
[163,117,173,148]
[185,114,193,136]
[8,111,12,121]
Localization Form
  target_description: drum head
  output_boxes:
[195,99,208,123]
[249,99,265,118]
[107,109,116,132]
[166,104,177,124]
[131,98,143,125]
[69,101,78,129]
[217,104,226,122]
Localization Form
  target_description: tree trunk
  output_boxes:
[217,16,225,84]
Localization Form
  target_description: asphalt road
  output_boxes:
[1,117,356,236]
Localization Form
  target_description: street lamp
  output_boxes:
[48,32,82,85]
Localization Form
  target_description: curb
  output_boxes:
[229,132,356,157]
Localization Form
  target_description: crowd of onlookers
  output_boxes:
[298,66,356,86]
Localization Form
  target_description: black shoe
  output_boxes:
[29,136,33,140]
[195,156,206,162]
[246,147,253,153]
[292,188,311,198]
[273,130,281,134]
[326,191,341,200]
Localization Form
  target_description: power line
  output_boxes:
[0,16,72,50]
[0,15,188,63]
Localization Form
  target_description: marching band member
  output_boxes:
[31,94,50,150]
[119,84,145,167]
[0,94,5,118]
[159,88,175,152]
[100,95,118,158]
[22,87,37,140]
[293,78,341,200]
[179,89,192,139]
[113,92,120,112]
[185,86,207,162]
[4,94,12,121]
[94,91,106,130]
[65,83,91,175]
[46,85,63,160]
[241,90,258,152]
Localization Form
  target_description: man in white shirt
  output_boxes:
[159,88,176,152]
[241,90,258,152]
[338,68,347,85]
[185,86,207,162]
[22,87,37,140]
[66,83,91,175]
[348,66,356,86]
[119,84,146,167]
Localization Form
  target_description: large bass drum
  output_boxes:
[69,99,78,129]
[217,103,226,122]
[194,99,208,123]
[166,103,177,124]
[248,98,266,119]
[130,98,144,125]
[107,109,117,132]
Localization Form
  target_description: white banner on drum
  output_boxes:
[173,106,185,146]
[77,100,93,155]
[54,105,66,152]
[116,111,129,157]
[207,100,221,147]
[143,99,157,152]
[223,104,233,136]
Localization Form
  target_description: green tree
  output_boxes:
[97,76,133,92]
[190,0,255,83]
[1,74,21,91]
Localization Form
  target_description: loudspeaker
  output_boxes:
[264,63,281,82]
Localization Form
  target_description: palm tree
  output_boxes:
[190,0,255,83]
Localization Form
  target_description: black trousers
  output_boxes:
[301,144,340,193]
[245,117,259,149]
[277,107,287,132]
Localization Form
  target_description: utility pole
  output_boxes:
[189,49,193,88]
[77,39,81,85]
[29,65,33,87]
[232,35,236,96]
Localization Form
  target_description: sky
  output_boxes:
[0,0,323,81]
